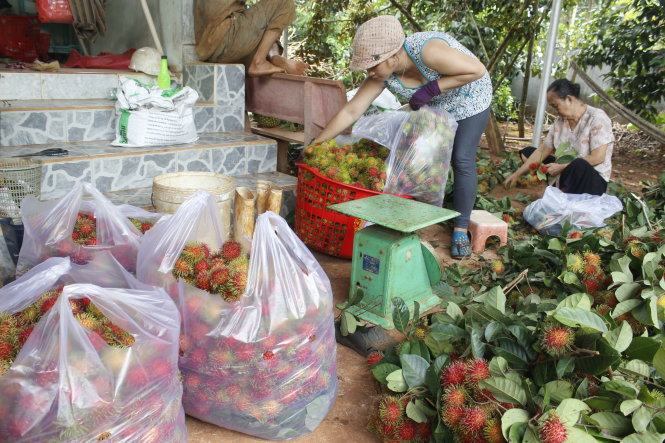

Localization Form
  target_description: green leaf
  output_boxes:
[612,271,634,284]
[425,355,448,394]
[489,357,509,378]
[485,321,503,342]
[575,337,621,375]
[522,425,540,443]
[620,432,665,443]
[428,323,467,340]
[561,271,582,286]
[654,346,665,379]
[479,377,527,406]
[508,422,528,443]
[471,327,486,359]
[586,396,619,411]
[589,412,632,437]
[615,282,642,302]
[604,321,633,353]
[620,399,643,416]
[612,299,642,318]
[412,301,420,323]
[501,408,530,440]
[556,398,590,426]
[340,311,357,335]
[556,357,575,379]
[554,307,608,332]
[625,337,661,362]
[557,293,593,310]
[544,380,574,403]
[548,238,564,250]
[632,406,653,433]
[386,369,408,392]
[484,286,506,314]
[565,427,599,443]
[604,379,639,399]
[445,301,463,320]
[400,354,429,388]
[371,362,401,384]
[612,256,633,278]
[623,359,651,378]
[392,297,410,334]
[349,287,365,306]
[406,400,428,423]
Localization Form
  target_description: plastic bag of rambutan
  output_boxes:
[0,253,186,442]
[16,182,143,275]
[137,191,338,440]
[114,203,164,235]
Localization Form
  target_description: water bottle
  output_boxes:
[157,55,171,90]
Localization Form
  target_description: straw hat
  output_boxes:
[350,16,405,71]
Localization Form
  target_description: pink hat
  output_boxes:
[350,16,405,71]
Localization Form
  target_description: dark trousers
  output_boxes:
[520,147,607,196]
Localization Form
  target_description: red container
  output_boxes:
[0,16,50,62]
[37,0,74,24]
[295,163,410,259]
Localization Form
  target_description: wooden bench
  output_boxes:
[245,74,347,173]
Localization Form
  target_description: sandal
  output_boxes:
[451,230,471,259]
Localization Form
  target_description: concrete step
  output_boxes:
[0,132,276,200]
[0,99,242,147]
[104,171,297,218]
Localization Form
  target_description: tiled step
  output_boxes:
[0,99,241,147]
[0,68,156,101]
[104,171,297,218]
[0,132,276,199]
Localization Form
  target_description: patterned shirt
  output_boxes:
[543,105,614,181]
[384,31,493,121]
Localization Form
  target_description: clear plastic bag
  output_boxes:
[17,183,142,275]
[352,106,458,206]
[137,192,337,440]
[523,186,624,235]
[114,204,165,235]
[0,253,186,442]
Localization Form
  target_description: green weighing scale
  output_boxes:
[329,194,459,329]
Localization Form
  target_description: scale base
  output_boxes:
[346,291,443,330]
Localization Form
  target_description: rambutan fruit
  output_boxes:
[40,295,58,314]
[540,325,574,356]
[0,314,17,342]
[442,386,468,408]
[461,407,488,436]
[84,237,97,246]
[378,396,404,426]
[566,253,584,273]
[629,242,646,259]
[583,262,601,278]
[367,351,383,366]
[441,360,467,387]
[491,259,505,274]
[18,327,33,346]
[183,242,211,261]
[583,251,601,267]
[415,421,431,440]
[529,162,539,171]
[188,348,207,367]
[0,341,14,360]
[396,419,417,441]
[582,278,602,295]
[140,222,153,233]
[484,419,504,443]
[194,260,209,274]
[195,272,211,292]
[539,164,549,174]
[210,267,230,288]
[220,241,242,262]
[539,413,568,443]
[596,304,612,317]
[441,405,464,428]
[414,323,429,339]
[467,358,491,384]
[568,231,583,239]
[172,259,194,279]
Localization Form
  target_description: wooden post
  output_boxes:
[485,111,505,154]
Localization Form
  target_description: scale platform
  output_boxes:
[329,194,459,329]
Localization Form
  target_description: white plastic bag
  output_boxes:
[17,183,142,274]
[524,186,624,235]
[347,87,401,114]
[137,192,337,439]
[352,106,458,206]
[114,203,165,234]
[0,253,186,442]
[112,76,199,147]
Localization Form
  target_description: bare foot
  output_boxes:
[271,55,309,76]
[247,60,284,77]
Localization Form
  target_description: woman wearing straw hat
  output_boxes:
[314,16,492,258]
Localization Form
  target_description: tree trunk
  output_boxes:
[485,111,505,154]
[518,32,535,138]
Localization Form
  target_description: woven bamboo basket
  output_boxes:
[0,158,42,223]
[152,172,235,238]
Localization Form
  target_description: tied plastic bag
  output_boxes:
[524,186,624,235]
[114,204,164,235]
[17,182,142,275]
[112,77,199,148]
[137,192,337,440]
[0,253,186,442]
[352,106,457,206]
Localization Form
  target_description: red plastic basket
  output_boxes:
[37,0,74,24]
[295,163,410,259]
[0,16,50,62]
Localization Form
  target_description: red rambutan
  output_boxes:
[541,325,574,356]
[442,386,467,408]
[441,405,464,428]
[461,407,488,436]
[396,419,417,441]
[441,360,467,387]
[18,327,33,346]
[466,358,491,384]
[220,241,242,262]
[0,341,14,360]
[366,351,383,366]
[539,413,568,443]
[378,396,404,426]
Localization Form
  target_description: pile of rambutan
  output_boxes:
[438,358,508,443]
[171,240,249,302]
[368,395,431,442]
[566,250,609,295]
[129,217,155,234]
[0,287,135,378]
[71,212,97,246]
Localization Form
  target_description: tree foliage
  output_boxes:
[577,0,665,121]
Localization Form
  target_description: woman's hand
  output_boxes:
[544,162,567,177]
[503,173,520,189]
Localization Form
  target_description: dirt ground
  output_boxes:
[186,124,663,442]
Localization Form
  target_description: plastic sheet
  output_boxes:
[17,183,142,275]
[352,106,458,206]
[137,192,337,440]
[0,254,185,442]
[64,49,135,69]
[36,0,74,24]
[523,186,624,235]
